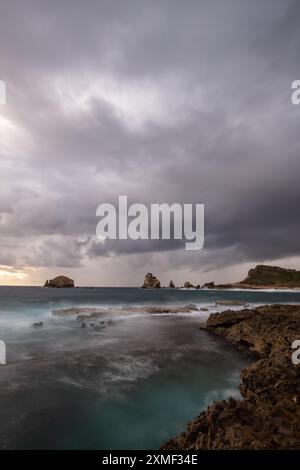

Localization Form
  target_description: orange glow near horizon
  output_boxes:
[0,267,30,286]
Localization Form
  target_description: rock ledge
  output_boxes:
[142,273,161,289]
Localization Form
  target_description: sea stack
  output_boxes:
[169,280,175,288]
[44,275,74,288]
[142,273,161,289]
[184,281,194,288]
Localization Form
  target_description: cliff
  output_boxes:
[162,305,300,450]
[240,264,300,288]
[214,265,300,289]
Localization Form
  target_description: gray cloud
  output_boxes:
[0,0,300,284]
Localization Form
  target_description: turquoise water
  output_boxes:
[0,287,299,449]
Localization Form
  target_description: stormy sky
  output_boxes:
[0,0,300,286]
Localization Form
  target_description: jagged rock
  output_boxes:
[32,322,43,328]
[169,280,175,288]
[162,305,300,450]
[203,282,215,289]
[44,275,74,288]
[184,281,194,288]
[142,273,161,289]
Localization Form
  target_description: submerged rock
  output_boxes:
[142,273,161,289]
[44,275,74,288]
[54,305,199,320]
[162,304,300,450]
[203,282,215,289]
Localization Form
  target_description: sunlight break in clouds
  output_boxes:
[0,266,29,285]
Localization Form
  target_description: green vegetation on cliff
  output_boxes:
[242,265,300,287]
[162,305,300,450]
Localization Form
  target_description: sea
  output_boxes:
[0,286,300,449]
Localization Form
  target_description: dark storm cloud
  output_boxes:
[0,0,300,277]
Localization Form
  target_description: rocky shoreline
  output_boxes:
[162,304,300,450]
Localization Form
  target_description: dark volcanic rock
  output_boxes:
[169,280,175,288]
[162,305,300,450]
[44,275,74,288]
[142,273,161,289]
